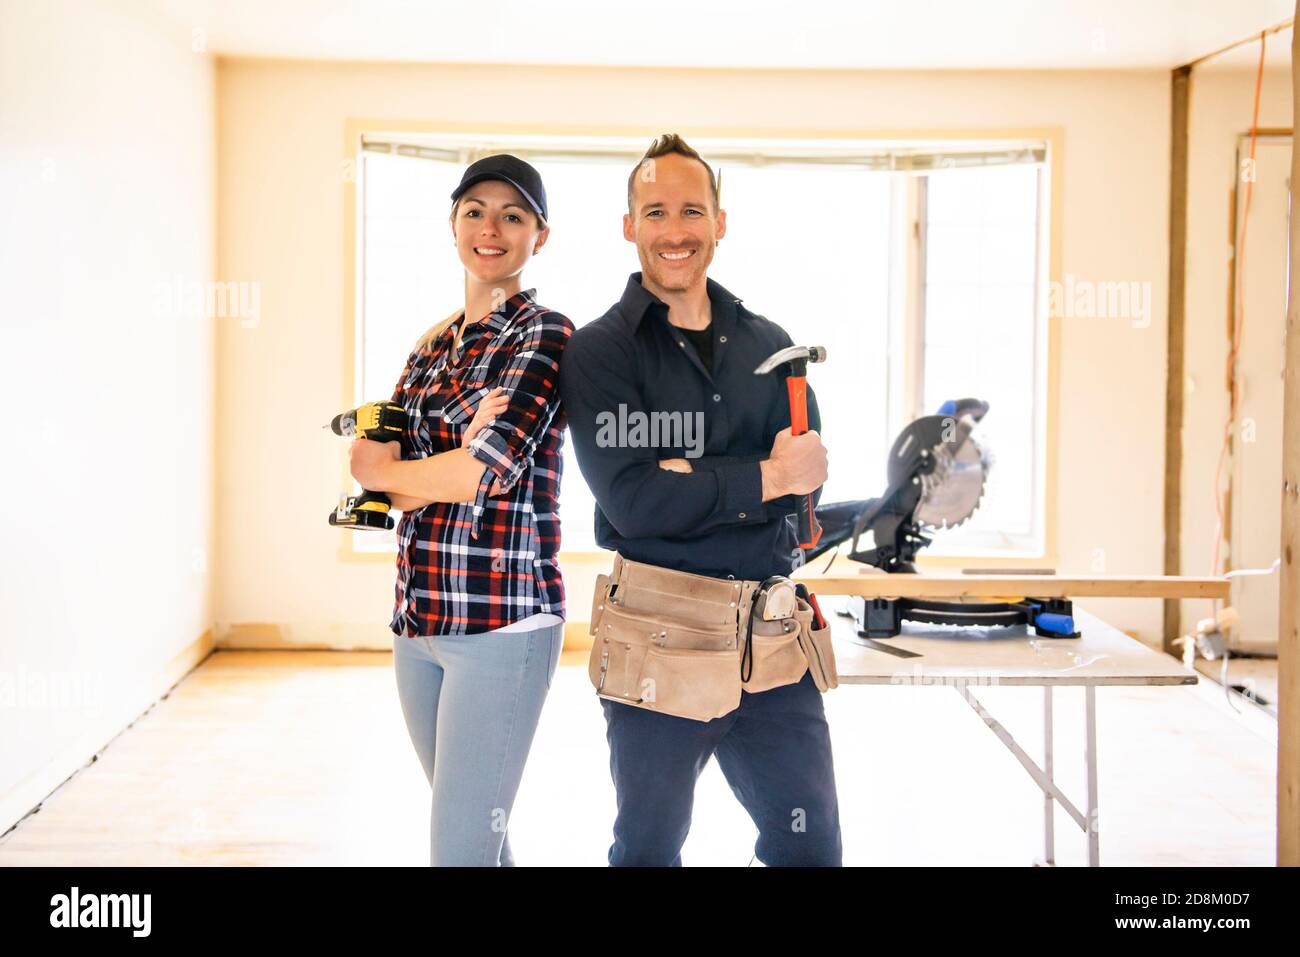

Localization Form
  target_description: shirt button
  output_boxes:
[719,336,727,343]
[713,394,722,402]
[738,512,747,519]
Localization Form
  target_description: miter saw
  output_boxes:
[808,398,1079,641]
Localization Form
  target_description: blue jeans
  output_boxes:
[602,669,842,866]
[392,622,564,866]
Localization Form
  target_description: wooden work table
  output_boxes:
[806,583,1207,867]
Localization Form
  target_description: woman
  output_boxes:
[348,154,572,866]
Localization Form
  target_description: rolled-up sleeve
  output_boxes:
[465,310,573,535]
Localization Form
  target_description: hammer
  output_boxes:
[754,344,827,549]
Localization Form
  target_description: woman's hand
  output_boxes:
[462,387,509,447]
[349,437,401,490]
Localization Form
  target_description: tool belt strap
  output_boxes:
[606,553,765,636]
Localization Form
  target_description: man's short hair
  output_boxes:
[627,133,719,214]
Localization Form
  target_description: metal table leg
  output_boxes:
[1085,684,1099,867]
[1043,686,1055,866]
[955,682,1099,866]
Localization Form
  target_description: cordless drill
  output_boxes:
[326,401,408,531]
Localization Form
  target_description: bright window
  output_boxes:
[353,135,1048,558]
[919,163,1045,553]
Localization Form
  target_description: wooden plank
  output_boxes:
[1278,7,1299,868]
[1185,17,1295,69]
[1163,64,1191,655]
[794,570,1229,600]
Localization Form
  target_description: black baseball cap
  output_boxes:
[450,154,548,223]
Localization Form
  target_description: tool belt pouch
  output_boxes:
[794,596,839,692]
[741,612,809,694]
[587,569,742,722]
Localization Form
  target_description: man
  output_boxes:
[559,134,841,866]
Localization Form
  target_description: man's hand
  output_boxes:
[657,458,693,473]
[349,437,401,490]
[462,387,509,448]
[761,427,827,499]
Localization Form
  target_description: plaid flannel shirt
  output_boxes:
[389,289,571,637]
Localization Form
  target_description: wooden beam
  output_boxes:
[1163,65,1192,655]
[794,572,1229,601]
[1278,5,1299,869]
[1185,17,1295,69]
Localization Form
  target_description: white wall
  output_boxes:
[0,0,216,830]
[215,59,1178,645]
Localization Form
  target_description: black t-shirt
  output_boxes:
[679,324,713,373]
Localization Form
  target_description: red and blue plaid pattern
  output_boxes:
[389,289,571,637]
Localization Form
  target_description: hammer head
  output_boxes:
[754,344,826,376]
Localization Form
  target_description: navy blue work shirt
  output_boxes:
[559,272,823,582]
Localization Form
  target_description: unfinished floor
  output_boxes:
[0,642,1277,867]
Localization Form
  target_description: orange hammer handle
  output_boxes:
[787,376,809,435]
[784,375,822,549]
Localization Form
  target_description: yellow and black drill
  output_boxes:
[326,401,408,531]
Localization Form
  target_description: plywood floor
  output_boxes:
[0,647,1277,866]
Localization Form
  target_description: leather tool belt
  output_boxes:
[587,553,838,722]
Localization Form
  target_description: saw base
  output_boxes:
[846,595,1081,640]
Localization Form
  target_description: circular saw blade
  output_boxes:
[915,436,991,529]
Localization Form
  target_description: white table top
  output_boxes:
[827,600,1199,687]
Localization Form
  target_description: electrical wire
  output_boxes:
[1208,30,1268,623]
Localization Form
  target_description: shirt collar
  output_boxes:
[481,287,537,334]
[616,272,742,331]
[441,288,536,346]
[428,288,535,367]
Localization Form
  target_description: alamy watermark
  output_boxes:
[153,277,261,328]
[0,666,104,710]
[595,404,705,459]
[1048,273,1152,328]
[889,665,1001,688]
[50,887,150,937]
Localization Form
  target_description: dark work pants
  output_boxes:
[601,669,842,866]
